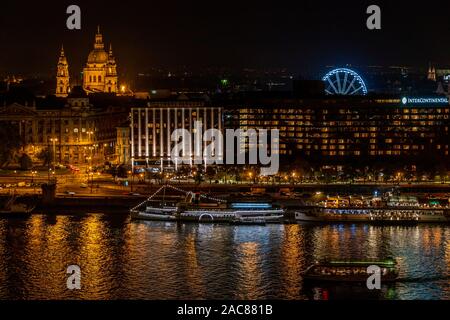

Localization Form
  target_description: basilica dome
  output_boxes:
[87,49,109,64]
[82,27,119,94]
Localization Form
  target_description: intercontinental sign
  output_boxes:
[402,97,449,105]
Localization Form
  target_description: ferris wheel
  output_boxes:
[322,68,368,95]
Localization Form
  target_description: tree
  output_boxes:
[0,123,23,168]
[433,162,448,183]
[194,171,204,185]
[117,165,128,178]
[110,166,118,180]
[205,166,216,184]
[19,153,33,170]
[36,148,51,166]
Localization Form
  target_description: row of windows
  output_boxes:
[319,150,450,156]
[239,108,450,114]
[241,126,448,132]
[287,144,448,150]
[240,115,449,120]
[88,75,102,83]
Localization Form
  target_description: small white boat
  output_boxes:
[0,203,34,215]
[131,210,177,221]
[130,206,177,221]
[295,207,324,222]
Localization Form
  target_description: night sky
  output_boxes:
[1,0,450,77]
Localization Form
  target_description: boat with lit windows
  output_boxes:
[295,195,450,224]
[177,199,284,223]
[303,258,399,283]
[130,185,285,223]
[229,216,267,226]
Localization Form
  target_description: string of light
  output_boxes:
[130,184,227,211]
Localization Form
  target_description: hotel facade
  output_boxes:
[129,101,223,166]
[2,90,448,168]
[127,95,449,168]
[222,95,449,162]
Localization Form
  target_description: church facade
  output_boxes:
[55,27,118,96]
[56,46,70,97]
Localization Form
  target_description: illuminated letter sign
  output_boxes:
[401,97,449,105]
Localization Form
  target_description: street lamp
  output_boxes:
[291,171,297,184]
[50,138,58,170]
[87,131,94,141]
[128,170,133,192]
[31,170,37,193]
[90,171,94,194]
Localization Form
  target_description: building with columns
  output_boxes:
[0,87,128,165]
[83,27,119,94]
[129,101,223,166]
[116,122,131,165]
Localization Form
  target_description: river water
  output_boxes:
[0,213,448,300]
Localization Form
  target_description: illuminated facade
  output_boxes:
[126,95,449,167]
[223,96,449,161]
[55,27,119,96]
[82,27,118,94]
[0,89,128,164]
[55,46,70,97]
[129,101,222,164]
[116,124,131,164]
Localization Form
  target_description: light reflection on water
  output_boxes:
[0,214,448,300]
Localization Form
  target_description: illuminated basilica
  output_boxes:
[56,27,118,96]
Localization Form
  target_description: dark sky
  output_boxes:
[1,0,450,77]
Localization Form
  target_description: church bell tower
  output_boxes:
[56,45,70,97]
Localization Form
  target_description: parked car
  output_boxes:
[80,183,88,188]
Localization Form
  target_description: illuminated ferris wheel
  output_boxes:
[322,68,368,95]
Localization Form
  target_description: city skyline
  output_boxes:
[0,0,449,306]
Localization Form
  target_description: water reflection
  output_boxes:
[0,214,448,300]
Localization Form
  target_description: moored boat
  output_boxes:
[295,195,450,224]
[0,203,34,216]
[130,185,285,224]
[229,216,267,226]
[0,194,34,217]
[130,206,178,221]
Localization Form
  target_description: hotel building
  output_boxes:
[129,101,223,166]
[222,95,450,163]
[127,94,449,169]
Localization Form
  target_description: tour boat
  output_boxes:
[295,195,450,224]
[178,201,284,223]
[130,185,285,223]
[303,258,399,282]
